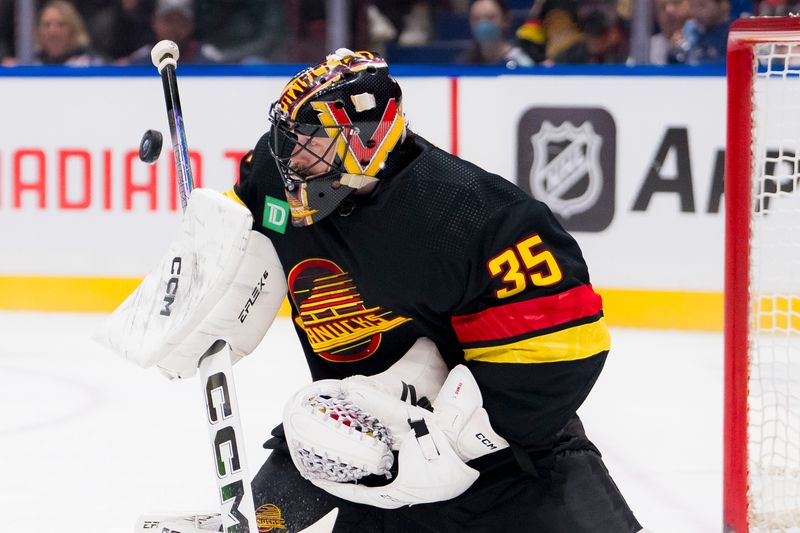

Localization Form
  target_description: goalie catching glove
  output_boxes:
[95,189,287,379]
[282,339,509,508]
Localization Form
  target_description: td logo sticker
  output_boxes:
[263,196,289,234]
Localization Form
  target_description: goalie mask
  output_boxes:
[268,49,407,227]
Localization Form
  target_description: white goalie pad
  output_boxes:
[95,188,288,379]
[135,509,340,533]
[134,513,222,533]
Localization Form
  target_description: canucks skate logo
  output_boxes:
[530,121,603,219]
[288,258,411,362]
[255,503,286,531]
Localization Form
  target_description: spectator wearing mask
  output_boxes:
[123,0,222,65]
[29,0,105,65]
[650,0,689,64]
[462,0,534,67]
[669,0,730,64]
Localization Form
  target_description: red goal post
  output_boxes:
[725,16,800,533]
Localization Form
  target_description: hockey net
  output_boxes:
[725,17,800,533]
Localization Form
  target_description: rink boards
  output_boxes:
[0,65,729,329]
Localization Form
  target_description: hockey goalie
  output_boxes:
[98,48,646,533]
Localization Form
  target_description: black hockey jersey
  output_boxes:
[229,133,609,450]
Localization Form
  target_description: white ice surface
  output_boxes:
[0,312,721,532]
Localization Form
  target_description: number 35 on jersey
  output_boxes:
[487,234,563,299]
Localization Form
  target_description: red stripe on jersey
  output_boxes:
[451,284,603,344]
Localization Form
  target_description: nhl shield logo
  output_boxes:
[517,107,615,232]
[530,121,603,219]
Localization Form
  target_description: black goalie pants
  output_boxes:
[251,416,642,533]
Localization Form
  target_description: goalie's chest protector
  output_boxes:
[253,137,507,380]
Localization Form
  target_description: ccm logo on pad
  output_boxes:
[160,256,182,317]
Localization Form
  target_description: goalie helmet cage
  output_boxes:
[725,16,800,533]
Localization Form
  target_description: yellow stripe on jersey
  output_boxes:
[224,188,246,206]
[463,318,610,364]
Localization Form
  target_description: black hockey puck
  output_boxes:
[139,129,163,164]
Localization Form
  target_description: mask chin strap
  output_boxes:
[340,173,379,191]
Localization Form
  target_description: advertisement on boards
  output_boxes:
[0,71,727,327]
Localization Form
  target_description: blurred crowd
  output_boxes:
[0,0,762,67]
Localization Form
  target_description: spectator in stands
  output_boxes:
[89,0,154,62]
[367,4,399,55]
[71,0,108,24]
[757,0,792,14]
[730,0,752,18]
[122,0,222,65]
[461,0,534,66]
[528,0,630,64]
[515,0,548,63]
[516,0,584,65]
[669,0,730,64]
[550,0,629,64]
[756,0,786,14]
[371,1,438,47]
[650,0,690,64]
[0,0,13,64]
[28,0,105,65]
[194,0,286,63]
[283,0,372,64]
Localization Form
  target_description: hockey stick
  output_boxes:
[149,41,339,533]
[151,40,259,533]
[151,40,193,210]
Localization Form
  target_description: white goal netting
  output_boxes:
[748,42,800,532]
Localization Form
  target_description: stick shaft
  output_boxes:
[199,343,259,533]
[159,63,194,210]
